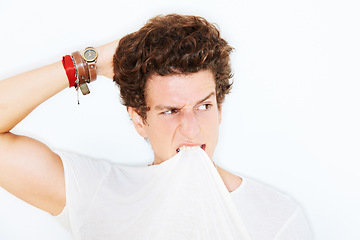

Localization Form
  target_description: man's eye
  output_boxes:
[162,109,179,115]
[197,104,212,110]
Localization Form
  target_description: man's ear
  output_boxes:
[128,107,148,138]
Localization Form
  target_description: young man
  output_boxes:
[0,14,312,239]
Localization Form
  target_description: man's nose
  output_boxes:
[179,111,200,140]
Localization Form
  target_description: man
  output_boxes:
[0,14,312,239]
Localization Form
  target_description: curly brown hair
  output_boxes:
[113,14,234,121]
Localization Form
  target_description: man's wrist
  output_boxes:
[93,46,105,76]
[61,47,99,96]
[93,40,119,79]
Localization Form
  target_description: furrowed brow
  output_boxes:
[196,92,216,105]
[154,105,179,111]
[154,92,216,111]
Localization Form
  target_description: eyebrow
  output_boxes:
[154,92,216,111]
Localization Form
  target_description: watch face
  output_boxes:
[83,48,98,62]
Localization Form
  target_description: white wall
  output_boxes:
[1,0,359,239]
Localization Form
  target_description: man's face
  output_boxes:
[129,70,222,165]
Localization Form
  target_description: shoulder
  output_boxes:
[230,178,312,239]
[56,151,111,168]
[55,151,117,181]
[55,150,154,198]
[231,177,298,221]
[231,177,297,210]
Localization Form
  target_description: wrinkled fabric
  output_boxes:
[57,148,251,240]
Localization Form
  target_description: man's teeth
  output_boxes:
[177,145,203,152]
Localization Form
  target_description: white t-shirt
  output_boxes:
[55,151,312,240]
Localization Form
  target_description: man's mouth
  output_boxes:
[176,144,206,153]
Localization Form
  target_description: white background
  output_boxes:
[0,0,359,239]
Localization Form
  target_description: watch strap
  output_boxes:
[87,62,97,83]
[82,47,98,83]
[72,51,90,95]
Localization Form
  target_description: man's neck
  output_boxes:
[216,166,243,193]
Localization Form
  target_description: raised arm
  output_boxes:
[0,40,118,215]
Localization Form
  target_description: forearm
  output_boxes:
[0,40,118,134]
[0,61,69,133]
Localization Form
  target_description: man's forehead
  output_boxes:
[145,70,216,105]
[147,71,215,90]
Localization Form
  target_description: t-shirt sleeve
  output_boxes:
[53,151,112,233]
[274,207,313,240]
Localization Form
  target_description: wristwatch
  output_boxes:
[82,47,98,83]
[71,47,98,96]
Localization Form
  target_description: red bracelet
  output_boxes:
[62,55,77,88]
